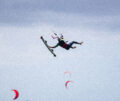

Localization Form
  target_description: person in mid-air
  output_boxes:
[49,33,83,50]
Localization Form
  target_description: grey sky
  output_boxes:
[1,0,120,14]
[0,0,120,101]
[0,25,120,101]
[0,0,120,26]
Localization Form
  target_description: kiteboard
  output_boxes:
[40,36,56,57]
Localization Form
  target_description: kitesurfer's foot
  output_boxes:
[72,46,76,49]
[79,41,83,45]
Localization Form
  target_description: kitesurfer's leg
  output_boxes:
[68,41,83,49]
[68,41,79,47]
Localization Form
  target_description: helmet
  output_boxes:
[60,34,64,40]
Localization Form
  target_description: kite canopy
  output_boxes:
[12,89,19,100]
[65,80,72,89]
[64,71,71,77]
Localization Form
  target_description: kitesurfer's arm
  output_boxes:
[49,43,59,48]
[51,35,59,39]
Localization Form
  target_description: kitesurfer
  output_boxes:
[49,33,83,50]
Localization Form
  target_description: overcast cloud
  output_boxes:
[0,0,120,101]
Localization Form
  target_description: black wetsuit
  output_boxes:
[54,39,80,50]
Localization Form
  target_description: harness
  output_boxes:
[62,43,67,48]
[58,40,68,48]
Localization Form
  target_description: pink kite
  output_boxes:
[64,71,72,77]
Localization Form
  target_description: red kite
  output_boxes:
[65,81,72,89]
[12,89,19,100]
